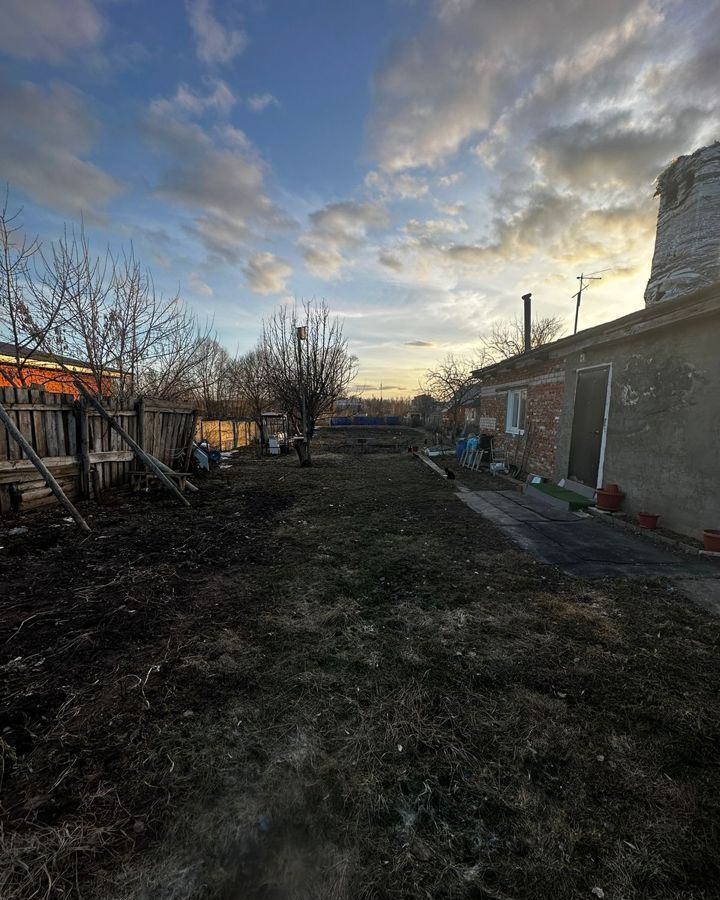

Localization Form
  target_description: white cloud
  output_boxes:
[0,0,104,62]
[247,93,279,112]
[368,0,661,172]
[0,77,123,218]
[243,252,292,294]
[186,0,247,65]
[187,272,214,297]
[299,201,390,279]
[150,80,236,118]
[144,104,285,262]
[364,170,429,200]
[405,217,469,238]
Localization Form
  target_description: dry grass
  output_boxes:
[2,427,720,899]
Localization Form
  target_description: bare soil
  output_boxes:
[2,426,719,899]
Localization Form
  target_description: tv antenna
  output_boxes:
[572,270,606,334]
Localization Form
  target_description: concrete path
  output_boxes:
[456,488,720,582]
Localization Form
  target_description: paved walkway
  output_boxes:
[456,487,720,582]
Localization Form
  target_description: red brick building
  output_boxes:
[463,355,565,478]
[0,342,120,397]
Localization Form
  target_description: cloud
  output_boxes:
[243,252,292,294]
[405,217,468,238]
[0,0,104,62]
[364,170,429,200]
[144,104,285,262]
[438,173,462,188]
[404,340,434,347]
[187,272,214,297]
[150,80,236,118]
[379,251,403,271]
[531,108,709,191]
[186,0,247,65]
[363,0,720,319]
[0,77,123,218]
[247,93,279,112]
[299,201,390,278]
[367,0,673,172]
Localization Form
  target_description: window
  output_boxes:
[506,388,527,434]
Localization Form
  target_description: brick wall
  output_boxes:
[0,365,114,397]
[469,359,566,478]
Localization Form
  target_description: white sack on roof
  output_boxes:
[644,143,720,307]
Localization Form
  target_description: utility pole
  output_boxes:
[572,272,602,334]
[296,325,307,444]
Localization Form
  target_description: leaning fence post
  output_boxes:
[0,400,91,533]
[78,399,92,499]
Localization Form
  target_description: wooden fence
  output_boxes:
[0,387,197,516]
[196,417,257,452]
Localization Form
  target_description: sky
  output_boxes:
[1,0,718,396]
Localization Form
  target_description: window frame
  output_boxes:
[505,388,527,435]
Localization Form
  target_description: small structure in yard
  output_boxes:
[464,143,720,542]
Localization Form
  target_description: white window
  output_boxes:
[506,388,527,434]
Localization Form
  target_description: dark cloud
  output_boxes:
[368,0,644,171]
[378,251,403,271]
[299,201,390,278]
[0,0,104,63]
[404,340,434,347]
[0,76,123,218]
[144,109,287,262]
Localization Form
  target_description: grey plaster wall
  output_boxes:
[554,315,720,540]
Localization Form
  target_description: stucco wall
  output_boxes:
[554,312,720,540]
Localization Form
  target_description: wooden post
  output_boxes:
[78,399,92,499]
[74,382,190,508]
[183,410,198,473]
[136,396,145,452]
[0,401,91,533]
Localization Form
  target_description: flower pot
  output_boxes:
[595,488,624,511]
[638,512,660,530]
[602,483,621,494]
[703,529,720,553]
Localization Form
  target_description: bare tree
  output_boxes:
[423,353,481,437]
[412,393,438,426]
[480,315,564,363]
[262,300,357,466]
[232,345,271,453]
[138,310,212,402]
[190,337,234,417]
[0,193,62,387]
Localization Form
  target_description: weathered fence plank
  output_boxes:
[0,388,198,517]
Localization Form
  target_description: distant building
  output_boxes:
[0,343,120,397]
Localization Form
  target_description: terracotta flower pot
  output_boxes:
[638,512,660,530]
[602,483,621,494]
[703,529,720,553]
[595,488,624,511]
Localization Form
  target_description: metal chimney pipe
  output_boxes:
[522,293,532,353]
